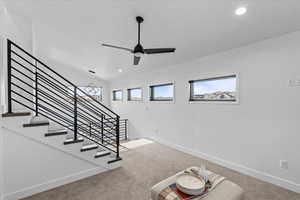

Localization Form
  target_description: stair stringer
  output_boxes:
[1,115,121,170]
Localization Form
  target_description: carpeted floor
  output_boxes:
[22,142,300,200]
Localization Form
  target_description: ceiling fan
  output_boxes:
[102,16,176,65]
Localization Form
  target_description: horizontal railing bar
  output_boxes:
[38,73,74,99]
[78,125,117,144]
[11,82,34,97]
[38,90,73,113]
[38,80,74,106]
[39,81,119,136]
[11,74,35,90]
[76,126,117,151]
[11,98,74,134]
[76,123,117,141]
[39,84,73,106]
[76,95,116,119]
[9,40,76,87]
[76,87,119,118]
[38,73,113,121]
[10,40,119,118]
[11,90,74,125]
[12,93,118,154]
[11,66,35,82]
[39,107,74,128]
[9,40,120,156]
[77,100,107,119]
[11,52,36,72]
[11,58,35,75]
[38,104,74,125]
[37,69,74,93]
[38,95,75,120]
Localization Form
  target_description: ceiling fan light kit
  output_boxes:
[102,16,176,66]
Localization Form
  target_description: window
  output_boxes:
[68,86,103,102]
[150,83,174,101]
[78,87,102,102]
[189,75,237,102]
[127,88,142,101]
[112,90,123,101]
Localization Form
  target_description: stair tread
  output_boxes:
[23,122,50,127]
[81,144,98,152]
[94,150,111,158]
[65,137,84,142]
[2,112,31,117]
[82,144,98,149]
[64,137,84,145]
[107,157,122,164]
[45,130,68,137]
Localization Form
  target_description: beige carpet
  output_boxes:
[22,142,300,200]
[122,138,154,149]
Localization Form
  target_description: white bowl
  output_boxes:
[176,174,205,195]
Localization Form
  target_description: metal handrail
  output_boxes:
[6,39,120,158]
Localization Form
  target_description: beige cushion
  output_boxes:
[151,168,244,200]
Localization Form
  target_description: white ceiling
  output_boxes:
[4,0,300,80]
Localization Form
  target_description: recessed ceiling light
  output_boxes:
[235,7,247,16]
[117,68,123,73]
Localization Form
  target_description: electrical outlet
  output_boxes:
[289,79,300,87]
[288,80,296,87]
[280,160,288,170]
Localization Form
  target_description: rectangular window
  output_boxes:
[150,83,174,101]
[69,86,103,102]
[112,90,123,101]
[189,75,237,102]
[127,88,142,101]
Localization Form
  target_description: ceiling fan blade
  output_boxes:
[144,48,176,54]
[133,56,141,65]
[102,43,133,52]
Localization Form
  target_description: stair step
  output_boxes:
[64,138,84,145]
[81,144,98,152]
[45,130,68,137]
[23,122,50,127]
[107,157,122,164]
[2,112,31,117]
[94,150,111,158]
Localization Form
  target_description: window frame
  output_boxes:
[149,83,174,101]
[112,89,123,101]
[127,87,143,101]
[189,75,237,102]
[69,86,103,102]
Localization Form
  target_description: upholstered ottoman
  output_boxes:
[151,167,244,200]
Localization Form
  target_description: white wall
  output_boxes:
[0,1,33,113]
[1,123,106,200]
[0,2,33,199]
[0,4,112,200]
[32,22,111,107]
[110,31,300,193]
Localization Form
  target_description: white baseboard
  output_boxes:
[3,167,106,200]
[148,136,300,194]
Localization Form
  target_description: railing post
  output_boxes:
[35,71,39,116]
[7,40,12,113]
[125,119,128,140]
[89,122,92,137]
[116,116,120,158]
[101,114,104,144]
[74,86,78,141]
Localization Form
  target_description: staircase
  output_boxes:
[2,39,122,166]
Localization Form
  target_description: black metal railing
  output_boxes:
[120,119,128,140]
[6,39,121,158]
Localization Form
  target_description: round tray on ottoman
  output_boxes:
[176,173,206,195]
